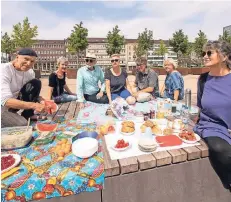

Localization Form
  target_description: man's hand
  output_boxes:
[33,103,48,113]
[96,91,104,99]
[79,102,85,109]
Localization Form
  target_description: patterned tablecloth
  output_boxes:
[1,119,104,202]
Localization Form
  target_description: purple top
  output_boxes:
[193,73,231,144]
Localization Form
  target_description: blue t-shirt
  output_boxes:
[164,71,184,100]
[193,73,231,144]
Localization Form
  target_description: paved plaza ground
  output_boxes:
[40,75,199,105]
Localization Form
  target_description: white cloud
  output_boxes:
[1,1,231,41]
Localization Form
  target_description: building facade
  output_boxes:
[147,40,177,67]
[223,25,231,36]
[125,39,138,71]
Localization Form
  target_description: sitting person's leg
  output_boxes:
[136,92,152,103]
[1,106,28,128]
[204,136,231,187]
[119,89,136,105]
[111,93,120,101]
[17,79,42,120]
[84,92,109,104]
[53,93,77,103]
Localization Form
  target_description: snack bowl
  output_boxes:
[111,139,132,152]
[72,137,98,158]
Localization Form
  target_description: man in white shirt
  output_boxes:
[1,48,49,127]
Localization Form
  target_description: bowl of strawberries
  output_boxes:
[111,139,131,151]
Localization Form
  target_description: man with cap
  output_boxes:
[1,48,50,127]
[77,53,108,109]
[132,57,159,102]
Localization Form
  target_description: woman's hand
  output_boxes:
[79,102,85,109]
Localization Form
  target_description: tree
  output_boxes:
[135,28,153,58]
[67,21,88,68]
[169,29,189,57]
[194,30,208,58]
[106,25,125,56]
[11,17,38,48]
[1,32,15,61]
[156,40,168,61]
[219,30,231,44]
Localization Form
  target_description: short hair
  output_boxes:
[163,58,178,69]
[57,56,68,66]
[111,54,120,58]
[135,57,147,65]
[203,40,231,69]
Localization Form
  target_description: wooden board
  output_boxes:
[65,101,77,119]
[119,157,138,174]
[53,102,70,121]
[183,146,201,160]
[102,137,120,177]
[152,151,172,167]
[167,149,187,163]
[136,154,156,170]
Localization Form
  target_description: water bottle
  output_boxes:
[181,105,190,125]
[185,89,191,110]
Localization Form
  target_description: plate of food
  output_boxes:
[120,121,135,136]
[140,120,165,136]
[1,154,21,174]
[178,130,201,144]
[111,139,131,151]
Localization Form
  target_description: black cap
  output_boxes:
[18,48,38,57]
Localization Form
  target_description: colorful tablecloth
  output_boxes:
[1,119,104,202]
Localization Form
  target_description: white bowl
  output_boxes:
[178,133,201,144]
[1,154,21,174]
[72,137,98,158]
[120,130,135,136]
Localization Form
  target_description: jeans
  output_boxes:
[111,89,131,101]
[84,91,109,104]
[204,136,231,188]
[1,79,41,127]
[53,92,78,104]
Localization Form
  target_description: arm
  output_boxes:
[99,68,106,92]
[160,84,165,96]
[48,87,54,100]
[105,80,112,104]
[126,78,136,94]
[64,84,75,95]
[173,90,180,101]
[140,87,154,93]
[76,70,85,103]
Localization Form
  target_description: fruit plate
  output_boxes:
[1,154,21,174]
[178,133,201,144]
[111,141,132,152]
[120,130,135,136]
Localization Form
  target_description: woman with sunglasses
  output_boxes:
[194,40,231,189]
[160,58,184,101]
[105,54,136,105]
[48,57,77,103]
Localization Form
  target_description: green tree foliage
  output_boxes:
[67,21,89,68]
[135,28,153,58]
[11,17,38,48]
[169,29,189,56]
[1,32,15,61]
[156,40,168,60]
[194,30,208,57]
[219,30,231,44]
[106,25,125,56]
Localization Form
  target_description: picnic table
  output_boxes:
[2,101,231,202]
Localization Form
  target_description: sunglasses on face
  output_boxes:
[136,63,144,66]
[86,59,95,63]
[202,51,213,57]
[111,59,119,63]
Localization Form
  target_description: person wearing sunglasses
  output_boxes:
[193,40,231,190]
[48,57,77,103]
[132,57,159,102]
[105,54,136,105]
[77,53,108,109]
[160,58,184,101]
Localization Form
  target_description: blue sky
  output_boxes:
[1,1,231,41]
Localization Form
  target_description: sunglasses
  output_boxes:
[202,51,213,57]
[86,59,95,63]
[136,63,144,66]
[111,59,119,63]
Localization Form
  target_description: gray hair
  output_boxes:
[57,56,68,66]
[163,58,178,69]
[203,40,231,69]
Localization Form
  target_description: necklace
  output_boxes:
[111,67,121,76]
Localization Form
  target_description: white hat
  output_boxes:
[85,53,96,59]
